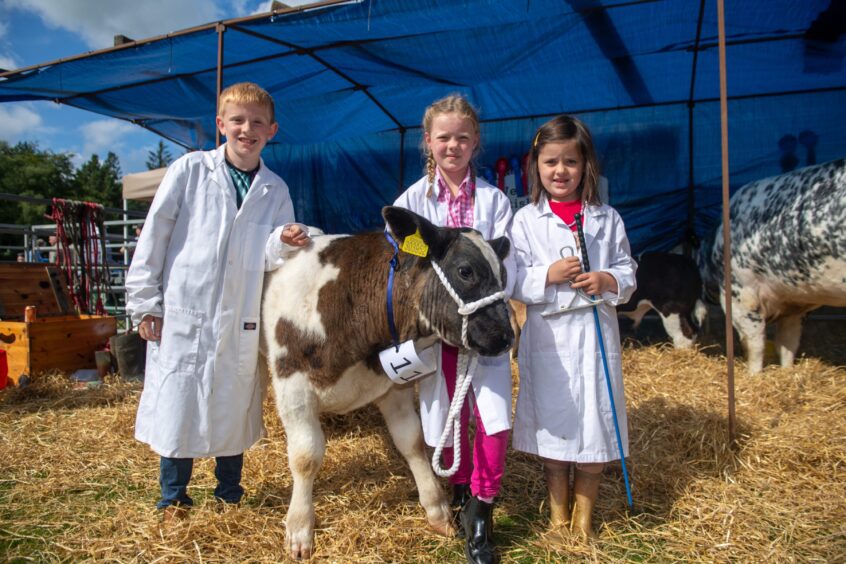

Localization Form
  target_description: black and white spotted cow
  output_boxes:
[261,206,513,559]
[618,252,707,348]
[701,158,846,374]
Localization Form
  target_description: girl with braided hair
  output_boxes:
[393,94,515,564]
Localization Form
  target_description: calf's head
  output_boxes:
[383,206,514,356]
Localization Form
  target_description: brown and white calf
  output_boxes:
[261,206,513,560]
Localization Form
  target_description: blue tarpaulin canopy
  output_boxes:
[2,0,844,253]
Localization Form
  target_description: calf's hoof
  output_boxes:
[286,515,315,560]
[427,509,456,537]
[286,531,314,560]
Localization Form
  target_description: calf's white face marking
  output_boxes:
[658,312,694,349]
[464,230,503,286]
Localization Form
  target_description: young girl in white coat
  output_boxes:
[510,115,636,539]
[394,94,514,564]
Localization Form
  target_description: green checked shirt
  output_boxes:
[226,159,259,209]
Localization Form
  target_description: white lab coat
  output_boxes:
[126,145,296,458]
[394,175,516,447]
[510,197,636,463]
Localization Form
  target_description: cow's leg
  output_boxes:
[732,296,766,374]
[375,385,454,537]
[273,374,324,560]
[774,313,803,368]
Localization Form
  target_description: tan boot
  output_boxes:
[571,468,602,540]
[543,461,571,532]
[160,504,189,531]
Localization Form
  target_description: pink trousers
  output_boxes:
[440,344,509,499]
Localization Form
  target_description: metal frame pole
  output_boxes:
[215,23,225,147]
[717,0,737,445]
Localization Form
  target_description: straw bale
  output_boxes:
[1,331,844,562]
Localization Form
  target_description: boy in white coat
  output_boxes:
[510,115,636,539]
[394,94,514,564]
[126,82,309,522]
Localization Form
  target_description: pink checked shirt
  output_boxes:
[435,168,475,228]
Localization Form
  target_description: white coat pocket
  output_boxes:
[238,316,261,379]
[243,222,272,271]
[517,352,579,446]
[158,307,204,374]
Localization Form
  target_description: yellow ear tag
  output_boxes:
[401,229,429,257]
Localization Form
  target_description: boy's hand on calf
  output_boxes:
[281,224,311,247]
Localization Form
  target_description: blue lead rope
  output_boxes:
[573,213,634,510]
[591,302,634,509]
[384,230,401,350]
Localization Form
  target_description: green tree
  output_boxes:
[74,152,123,208]
[146,140,173,170]
[0,141,76,225]
[0,141,78,259]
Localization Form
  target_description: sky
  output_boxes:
[0,0,312,176]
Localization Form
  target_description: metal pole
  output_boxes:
[717,0,737,445]
[685,0,706,257]
[215,23,225,147]
[122,199,130,267]
[398,128,406,194]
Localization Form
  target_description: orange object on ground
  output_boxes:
[0,349,7,389]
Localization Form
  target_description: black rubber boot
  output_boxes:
[451,484,472,538]
[461,496,499,564]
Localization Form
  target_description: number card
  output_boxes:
[379,340,437,384]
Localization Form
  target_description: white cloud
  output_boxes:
[80,119,136,157]
[247,1,330,16]
[122,145,157,175]
[6,0,223,50]
[0,53,19,71]
[0,10,17,71]
[233,0,257,16]
[0,103,44,143]
[245,0,332,16]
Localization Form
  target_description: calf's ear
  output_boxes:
[382,206,452,260]
[383,206,420,239]
[488,236,511,262]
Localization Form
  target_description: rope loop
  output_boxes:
[428,258,506,477]
[431,352,476,477]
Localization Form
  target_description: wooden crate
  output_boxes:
[0,263,70,318]
[0,263,117,386]
[0,315,117,386]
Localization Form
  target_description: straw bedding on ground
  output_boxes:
[1,324,844,562]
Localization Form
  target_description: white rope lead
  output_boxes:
[429,261,506,349]
[428,260,506,478]
[431,352,476,478]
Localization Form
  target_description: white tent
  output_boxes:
[122,168,167,201]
